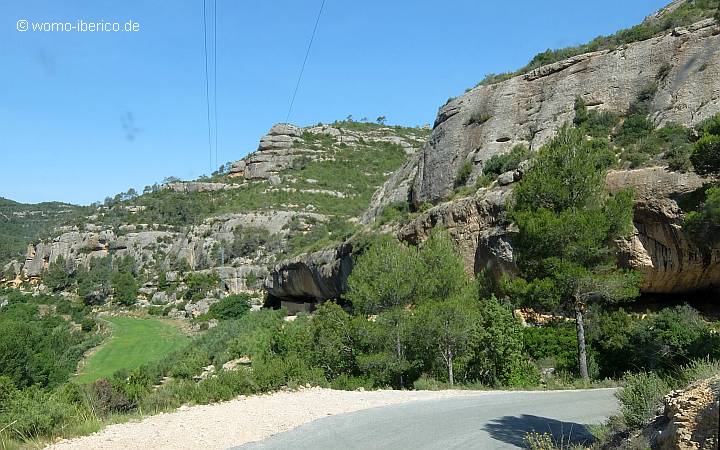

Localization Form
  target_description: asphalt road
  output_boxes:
[234,388,618,449]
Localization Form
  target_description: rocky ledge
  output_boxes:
[410,18,720,205]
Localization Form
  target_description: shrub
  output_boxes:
[111,271,138,306]
[483,145,530,176]
[474,173,494,189]
[523,322,578,375]
[229,227,271,259]
[454,162,473,188]
[573,97,588,125]
[616,372,669,429]
[590,306,720,378]
[696,112,720,137]
[615,114,654,147]
[329,374,375,391]
[376,202,410,225]
[666,143,692,172]
[89,379,131,416]
[690,134,720,176]
[0,385,77,439]
[206,294,251,320]
[251,354,326,392]
[523,432,558,450]
[584,110,620,137]
[183,272,220,301]
[412,375,448,391]
[465,112,491,126]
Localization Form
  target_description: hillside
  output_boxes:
[268,7,720,306]
[0,198,83,271]
[2,122,429,316]
[2,2,720,449]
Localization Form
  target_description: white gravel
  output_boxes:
[45,387,487,450]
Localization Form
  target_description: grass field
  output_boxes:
[75,316,189,383]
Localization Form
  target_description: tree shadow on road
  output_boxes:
[484,415,595,447]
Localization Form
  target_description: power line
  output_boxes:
[213,0,218,169]
[202,0,213,172]
[285,0,326,125]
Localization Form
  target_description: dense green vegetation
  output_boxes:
[502,124,642,380]
[571,93,699,172]
[684,114,720,249]
[0,291,99,390]
[75,316,188,383]
[44,255,145,307]
[0,198,84,267]
[475,0,720,88]
[66,124,425,260]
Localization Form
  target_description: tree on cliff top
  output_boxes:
[502,125,642,380]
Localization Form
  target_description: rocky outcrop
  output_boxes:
[235,123,429,181]
[608,168,720,293]
[264,243,353,304]
[243,124,307,180]
[163,182,241,193]
[266,161,720,304]
[642,375,720,449]
[412,19,720,205]
[361,153,420,223]
[400,166,720,295]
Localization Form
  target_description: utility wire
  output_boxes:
[285,0,326,125]
[213,0,218,169]
[202,0,213,172]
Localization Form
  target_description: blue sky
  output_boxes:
[1,0,669,205]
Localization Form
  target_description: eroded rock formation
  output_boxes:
[409,19,720,206]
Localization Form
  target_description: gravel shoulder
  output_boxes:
[45,387,495,450]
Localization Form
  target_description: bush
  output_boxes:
[590,306,720,378]
[111,271,138,306]
[454,162,473,188]
[666,143,692,172]
[251,355,326,392]
[584,110,620,137]
[573,97,588,125]
[183,272,220,301]
[615,114,654,147]
[690,134,720,176]
[412,374,448,391]
[206,294,251,320]
[523,322,578,375]
[0,385,78,440]
[483,145,530,177]
[89,379,131,416]
[465,112,491,126]
[616,372,669,429]
[376,202,410,225]
[329,374,375,391]
[229,227,272,259]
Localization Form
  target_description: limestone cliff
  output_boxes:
[267,18,720,304]
[5,121,427,316]
[400,167,720,295]
[410,19,720,206]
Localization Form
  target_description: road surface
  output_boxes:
[235,388,617,449]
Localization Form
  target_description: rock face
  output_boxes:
[244,124,306,180]
[269,165,720,304]
[20,210,321,301]
[645,376,719,449]
[411,19,720,205]
[608,168,720,293]
[237,123,428,182]
[361,153,420,223]
[163,182,240,193]
[401,166,720,295]
[264,243,353,304]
